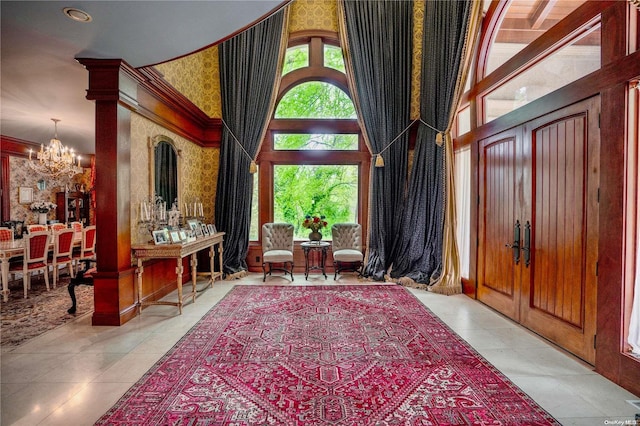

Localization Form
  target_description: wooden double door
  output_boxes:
[477,97,600,364]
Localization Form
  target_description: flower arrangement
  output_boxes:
[302,214,328,232]
[30,201,57,213]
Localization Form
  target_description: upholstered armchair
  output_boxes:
[262,223,294,282]
[331,223,364,280]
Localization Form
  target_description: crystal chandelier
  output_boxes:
[28,118,83,178]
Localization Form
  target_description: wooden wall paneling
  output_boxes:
[464,142,479,297]
[597,83,631,387]
[1,154,9,223]
[79,59,140,325]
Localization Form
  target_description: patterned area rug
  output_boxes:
[1,274,94,347]
[97,285,559,425]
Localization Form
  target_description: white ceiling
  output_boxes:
[1,1,284,156]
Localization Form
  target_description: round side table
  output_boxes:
[300,241,330,280]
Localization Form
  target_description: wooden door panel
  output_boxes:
[478,134,520,320]
[521,98,599,364]
[531,116,586,326]
[477,97,599,365]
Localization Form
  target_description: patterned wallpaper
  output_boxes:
[154,46,221,118]
[289,0,338,33]
[130,114,219,244]
[8,156,91,225]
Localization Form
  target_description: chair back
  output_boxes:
[0,227,14,242]
[331,223,362,252]
[81,225,97,256]
[49,223,68,232]
[262,223,294,253]
[53,229,75,259]
[70,221,83,238]
[24,231,51,265]
[27,224,48,233]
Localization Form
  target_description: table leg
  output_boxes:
[217,242,224,280]
[303,247,310,280]
[1,258,9,302]
[190,254,198,303]
[136,259,144,315]
[321,247,327,279]
[207,245,215,288]
[176,259,184,314]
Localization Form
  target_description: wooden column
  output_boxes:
[78,59,138,325]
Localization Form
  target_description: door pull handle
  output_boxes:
[505,220,521,264]
[520,220,531,267]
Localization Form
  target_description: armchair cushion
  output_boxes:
[263,249,293,263]
[333,249,363,263]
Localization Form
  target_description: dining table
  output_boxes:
[0,236,81,302]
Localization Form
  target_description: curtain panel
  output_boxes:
[215,8,287,278]
[338,0,413,281]
[389,0,476,292]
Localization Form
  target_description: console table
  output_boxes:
[131,232,224,314]
[301,241,330,280]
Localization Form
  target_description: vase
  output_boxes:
[309,230,322,241]
[38,212,48,225]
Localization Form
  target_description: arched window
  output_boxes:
[251,33,369,241]
[479,1,601,123]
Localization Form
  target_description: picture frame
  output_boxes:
[187,219,199,232]
[201,224,210,236]
[207,224,216,235]
[169,230,182,244]
[152,229,169,245]
[19,187,33,204]
[194,224,203,238]
[179,230,187,242]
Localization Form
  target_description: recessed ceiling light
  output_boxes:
[62,7,92,23]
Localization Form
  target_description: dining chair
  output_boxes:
[0,227,14,242]
[49,223,68,232]
[50,228,75,288]
[331,223,364,280]
[72,225,96,275]
[261,223,294,282]
[9,231,51,298]
[70,221,83,240]
[27,224,48,233]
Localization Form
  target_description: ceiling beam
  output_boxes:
[529,0,557,30]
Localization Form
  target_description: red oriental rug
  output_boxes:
[96,285,559,425]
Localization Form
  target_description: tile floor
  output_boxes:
[1,273,639,425]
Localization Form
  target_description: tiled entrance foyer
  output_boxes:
[1,274,638,425]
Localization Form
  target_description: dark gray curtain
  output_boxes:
[340,1,413,281]
[215,10,285,276]
[390,0,472,283]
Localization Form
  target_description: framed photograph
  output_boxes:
[152,229,169,245]
[187,219,199,231]
[179,230,187,241]
[207,224,216,235]
[201,224,210,236]
[19,187,33,204]
[194,224,203,238]
[169,230,182,244]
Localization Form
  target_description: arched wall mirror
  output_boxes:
[149,135,182,208]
